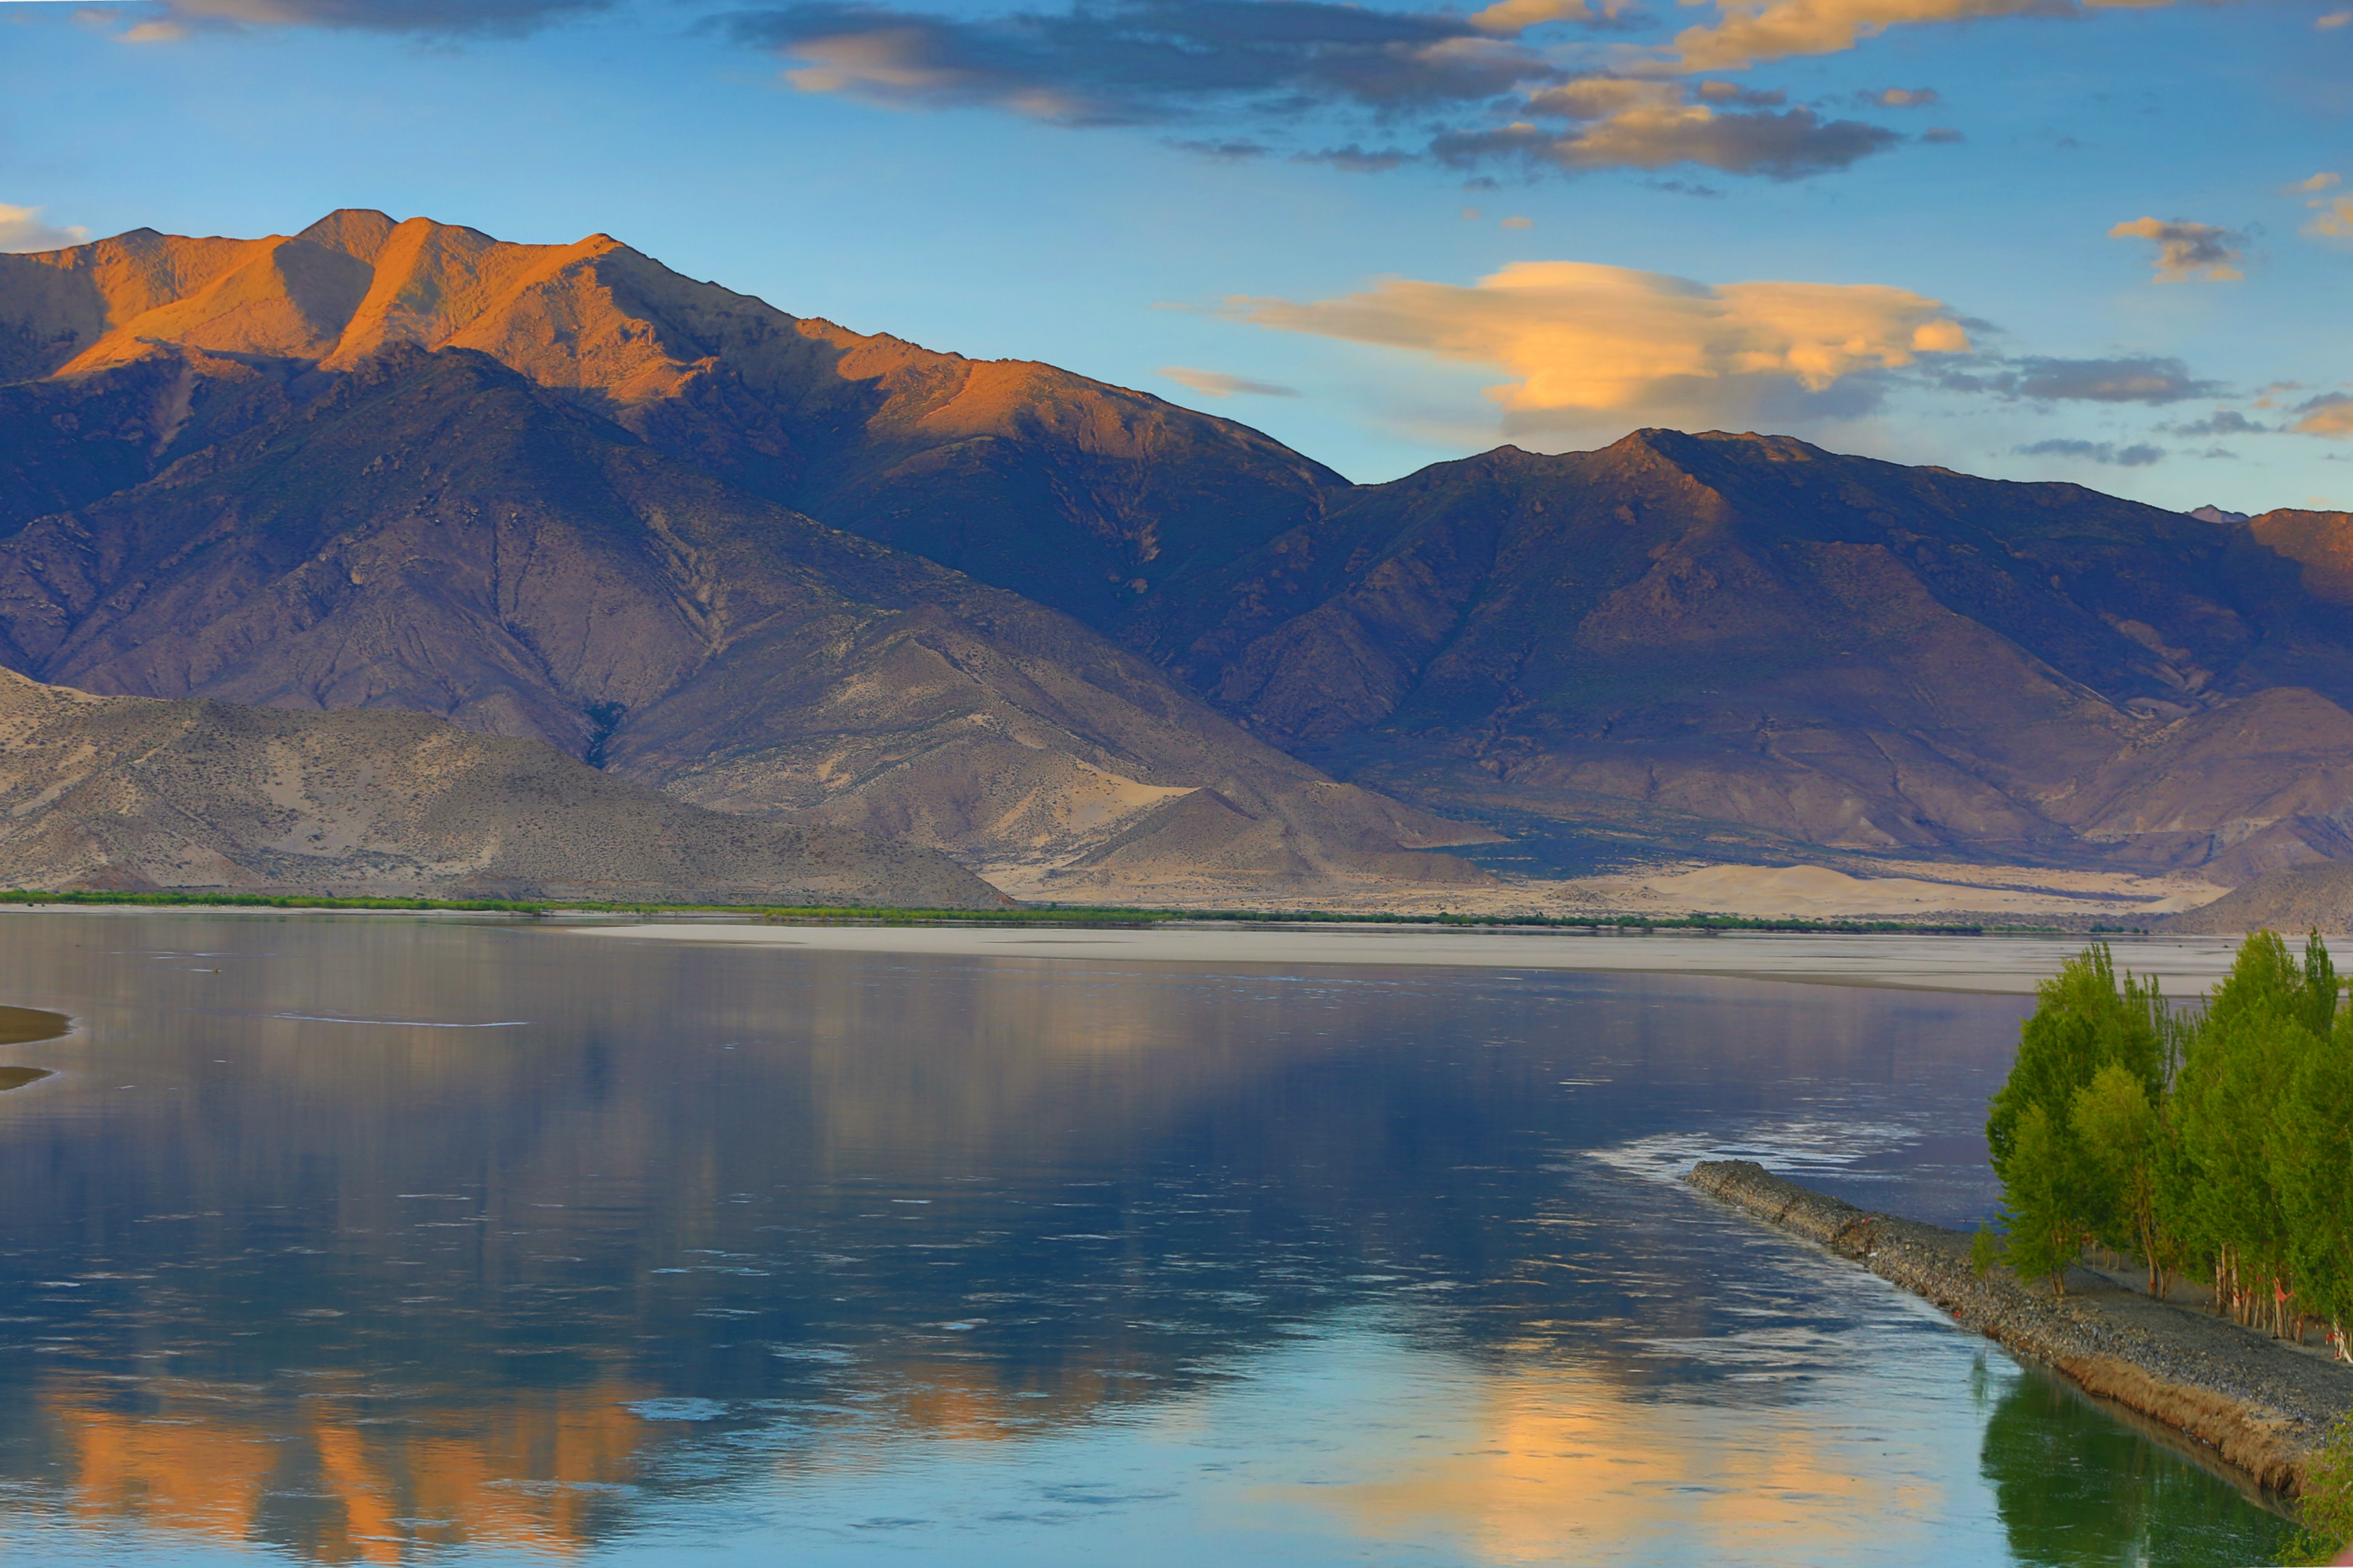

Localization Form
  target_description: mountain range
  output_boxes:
[3,209,2351,900]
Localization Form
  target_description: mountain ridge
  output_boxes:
[0,210,1346,632]
[6,209,2353,893]
[0,327,1491,899]
[1146,429,2353,880]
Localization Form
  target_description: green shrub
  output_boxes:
[2282,1411,2353,1565]
[1971,1223,2004,1280]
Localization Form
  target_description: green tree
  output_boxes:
[2269,1004,2353,1359]
[2071,1060,2176,1295]
[2003,1102,2084,1291]
[2170,932,2326,1332]
[1986,943,2168,1287]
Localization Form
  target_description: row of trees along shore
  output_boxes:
[1989,932,2353,1359]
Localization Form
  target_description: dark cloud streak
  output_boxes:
[723,0,1549,126]
[1941,354,2219,405]
[146,0,607,35]
[1431,106,1895,180]
[2015,437,2166,467]
[723,0,1907,180]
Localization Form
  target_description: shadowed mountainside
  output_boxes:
[1147,433,2353,880]
[0,337,1487,897]
[0,209,1342,633]
[0,667,1001,906]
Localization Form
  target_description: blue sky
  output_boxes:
[1,0,2349,508]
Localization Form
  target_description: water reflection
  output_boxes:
[37,1373,647,1561]
[1978,1362,2292,1567]
[0,913,2293,1564]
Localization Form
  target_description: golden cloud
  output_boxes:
[1224,260,1969,429]
[1672,0,2173,73]
[1468,0,1596,30]
[2297,397,2353,438]
[2306,195,2353,239]
[2106,216,2245,282]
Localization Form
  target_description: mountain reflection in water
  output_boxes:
[0,913,2292,1565]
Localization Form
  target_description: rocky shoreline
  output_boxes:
[1685,1158,2353,1496]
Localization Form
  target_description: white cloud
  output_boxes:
[0,204,89,254]
[2106,217,2245,282]
[1159,366,1301,399]
[1224,260,1969,433]
[2318,9,2350,28]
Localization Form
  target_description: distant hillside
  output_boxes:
[0,668,1001,906]
[2159,863,2353,934]
[1149,433,2353,881]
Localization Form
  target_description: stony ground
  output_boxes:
[1686,1158,2353,1495]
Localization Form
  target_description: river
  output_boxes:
[0,912,2290,1565]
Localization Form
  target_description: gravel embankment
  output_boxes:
[1686,1158,2353,1494]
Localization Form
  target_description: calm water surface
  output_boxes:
[0,913,2291,1565]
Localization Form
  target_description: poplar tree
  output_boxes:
[2168,933,2331,1332]
[2270,1007,2353,1358]
[1986,944,2168,1289]
[2070,1061,2172,1295]
[1992,930,2353,1353]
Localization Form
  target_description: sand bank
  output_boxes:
[986,858,2228,921]
[566,923,2249,996]
[1686,1160,2352,1496]
[0,1006,67,1092]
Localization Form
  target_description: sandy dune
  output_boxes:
[1573,861,2225,918]
[992,857,2228,921]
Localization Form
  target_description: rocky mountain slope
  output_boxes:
[2158,861,2353,934]
[0,668,1000,905]
[7,209,2353,893]
[0,298,1487,898]
[0,210,1341,633]
[1144,433,2353,880]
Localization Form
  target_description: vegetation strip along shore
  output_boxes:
[0,889,2065,934]
[1685,1158,2352,1498]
